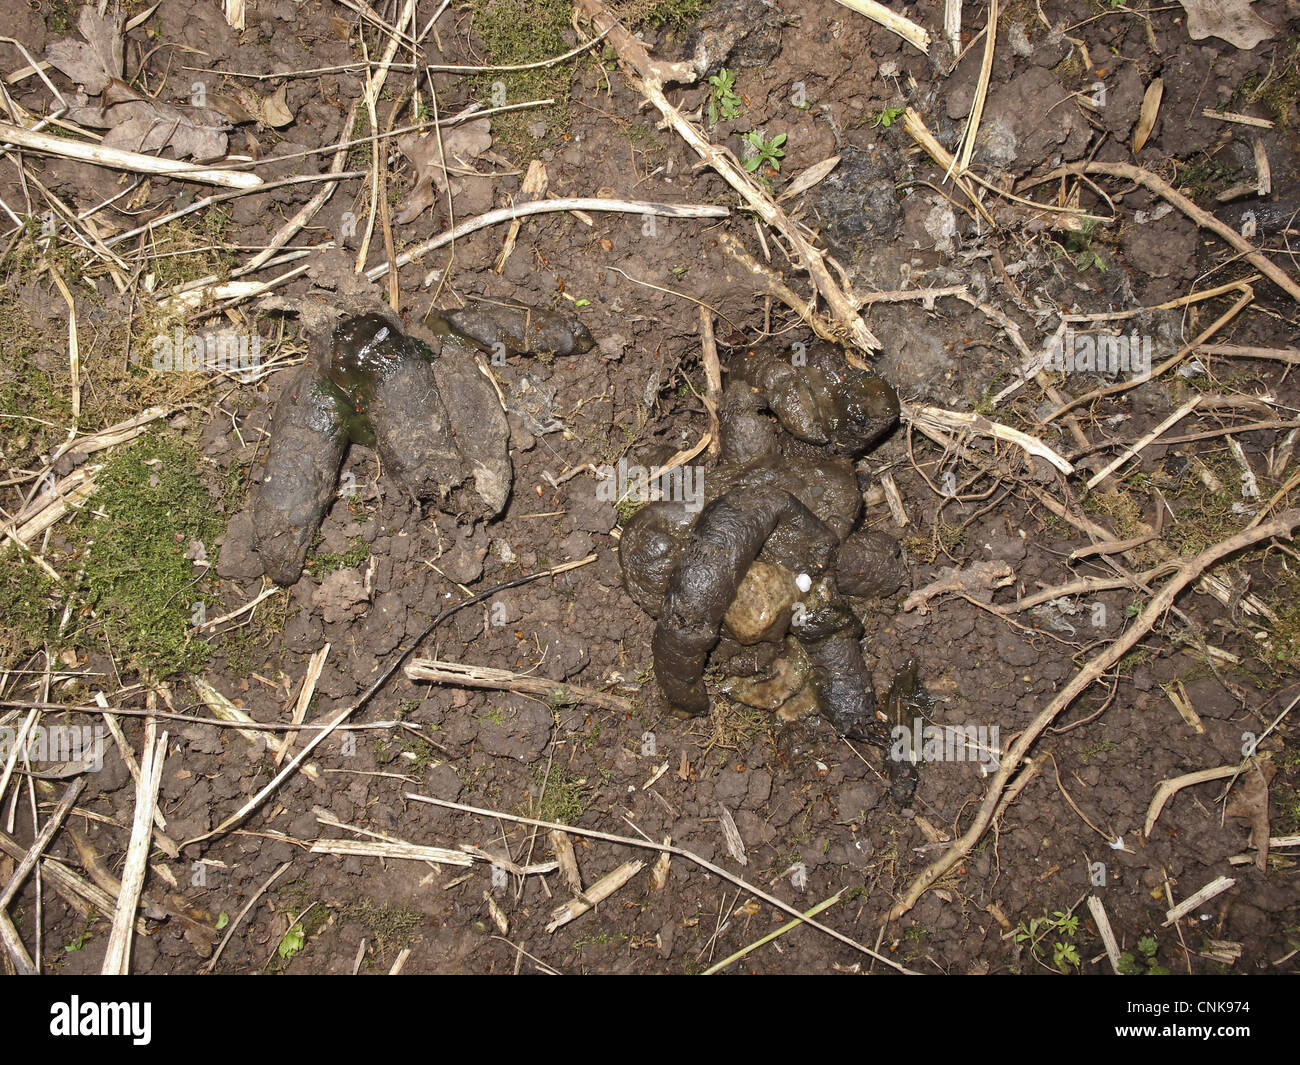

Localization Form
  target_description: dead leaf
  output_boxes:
[45,5,124,95]
[208,87,294,130]
[1132,78,1163,154]
[1226,754,1276,871]
[1176,0,1275,50]
[257,86,294,129]
[205,94,259,126]
[97,81,230,162]
[777,155,841,202]
[394,118,493,224]
[46,10,231,161]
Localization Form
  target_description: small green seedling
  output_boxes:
[740,130,787,173]
[1118,933,1170,975]
[707,68,742,125]
[1016,910,1082,973]
[278,923,306,959]
[873,106,904,128]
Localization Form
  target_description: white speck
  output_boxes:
[1108,836,1125,850]
[795,573,812,593]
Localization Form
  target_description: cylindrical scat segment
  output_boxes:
[366,348,466,504]
[653,486,835,715]
[618,500,698,616]
[253,365,349,586]
[791,595,884,744]
[430,334,513,517]
[442,304,594,356]
[835,527,909,598]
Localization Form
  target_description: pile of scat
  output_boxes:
[618,342,916,799]
[252,303,591,586]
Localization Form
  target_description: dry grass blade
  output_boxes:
[550,830,582,893]
[1087,896,1123,974]
[405,658,632,713]
[195,583,281,631]
[47,266,81,424]
[0,119,261,188]
[484,890,509,935]
[102,722,167,973]
[0,779,85,913]
[954,0,997,176]
[192,677,269,751]
[1201,108,1272,128]
[717,805,747,866]
[223,0,245,30]
[0,467,98,554]
[162,270,309,313]
[902,108,994,225]
[1085,396,1201,488]
[367,197,729,282]
[832,0,931,52]
[699,307,722,458]
[1196,344,1300,364]
[702,890,844,974]
[48,405,173,470]
[496,159,548,273]
[1067,532,1161,563]
[0,910,34,974]
[880,470,909,526]
[309,838,473,866]
[459,844,558,877]
[903,403,1075,474]
[276,644,329,766]
[776,155,840,202]
[1163,876,1235,926]
[546,860,644,932]
[0,827,146,935]
[944,0,962,54]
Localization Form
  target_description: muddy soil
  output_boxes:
[2,0,1299,976]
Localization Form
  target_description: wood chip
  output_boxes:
[1163,875,1235,926]
[546,860,643,932]
[718,805,747,866]
[1161,682,1205,734]
[1087,895,1123,974]
[550,829,583,893]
